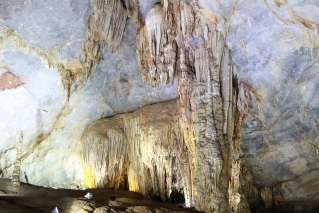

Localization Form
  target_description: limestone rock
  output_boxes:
[126,206,152,213]
[0,0,177,189]
[63,198,96,213]
[81,101,190,203]
[0,0,318,212]
[225,0,319,203]
[94,206,118,213]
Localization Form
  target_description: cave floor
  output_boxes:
[1,179,318,213]
[0,179,200,213]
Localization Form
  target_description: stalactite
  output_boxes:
[80,1,261,211]
[122,0,139,18]
[82,0,129,82]
[122,101,192,204]
[81,101,192,204]
[1,0,131,99]
[0,0,134,99]
[137,3,177,86]
[260,187,273,208]
[136,1,251,212]
[81,119,128,189]
[124,113,191,202]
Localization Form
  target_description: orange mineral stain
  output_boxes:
[0,72,24,90]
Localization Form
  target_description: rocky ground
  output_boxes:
[0,179,201,213]
[1,0,319,212]
[0,179,319,213]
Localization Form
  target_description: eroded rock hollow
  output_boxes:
[0,0,319,213]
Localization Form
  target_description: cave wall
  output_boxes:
[224,0,319,203]
[0,0,176,188]
[0,0,318,212]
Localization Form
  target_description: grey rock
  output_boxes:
[224,0,319,202]
[0,1,176,189]
[0,0,90,60]
[0,0,318,206]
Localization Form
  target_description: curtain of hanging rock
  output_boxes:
[136,1,251,212]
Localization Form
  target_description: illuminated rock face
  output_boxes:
[136,1,245,211]
[81,101,190,204]
[0,0,319,213]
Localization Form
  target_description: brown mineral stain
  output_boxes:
[0,71,24,90]
[274,0,287,7]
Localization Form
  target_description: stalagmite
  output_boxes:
[11,132,23,191]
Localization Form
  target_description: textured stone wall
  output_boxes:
[136,1,248,212]
[0,0,176,189]
[81,101,191,203]
[0,0,318,212]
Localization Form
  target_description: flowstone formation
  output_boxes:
[82,101,190,203]
[0,0,319,213]
[136,1,249,212]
